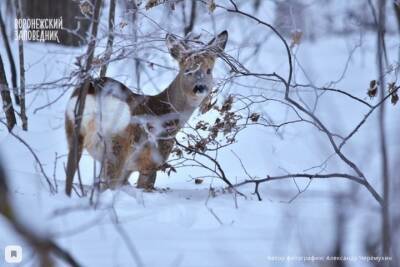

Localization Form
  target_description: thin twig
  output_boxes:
[0,120,55,193]
[234,173,383,205]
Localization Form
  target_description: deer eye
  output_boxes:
[206,68,211,74]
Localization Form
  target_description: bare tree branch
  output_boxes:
[0,119,55,192]
[212,0,384,206]
[234,173,383,205]
[184,0,196,36]
[174,138,245,197]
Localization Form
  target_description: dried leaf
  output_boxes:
[391,93,399,105]
[145,0,169,10]
[209,0,216,12]
[119,21,128,29]
[145,0,158,9]
[195,121,209,131]
[171,147,183,158]
[250,113,260,122]
[220,95,234,113]
[368,80,378,98]
[388,82,395,91]
[199,95,215,114]
[389,82,399,105]
[290,30,303,48]
[194,139,207,152]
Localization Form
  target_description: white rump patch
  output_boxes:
[66,95,130,135]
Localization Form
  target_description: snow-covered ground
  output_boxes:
[1,1,399,267]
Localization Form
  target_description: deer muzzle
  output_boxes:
[193,84,208,94]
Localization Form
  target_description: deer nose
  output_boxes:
[193,84,208,94]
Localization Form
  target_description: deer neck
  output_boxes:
[158,72,196,116]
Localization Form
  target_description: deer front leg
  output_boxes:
[137,171,157,190]
[100,137,129,189]
[102,160,125,189]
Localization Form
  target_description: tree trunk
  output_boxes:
[377,0,391,262]
[394,2,400,34]
[0,10,19,105]
[15,0,28,130]
[0,55,17,131]
[65,0,103,196]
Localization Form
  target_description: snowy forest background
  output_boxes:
[0,0,400,266]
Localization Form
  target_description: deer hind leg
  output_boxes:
[137,171,157,190]
[65,119,84,195]
[100,136,129,189]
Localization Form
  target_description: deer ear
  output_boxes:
[166,34,187,61]
[207,30,228,54]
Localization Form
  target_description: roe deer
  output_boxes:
[65,31,228,190]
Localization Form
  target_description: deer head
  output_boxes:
[165,31,228,107]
